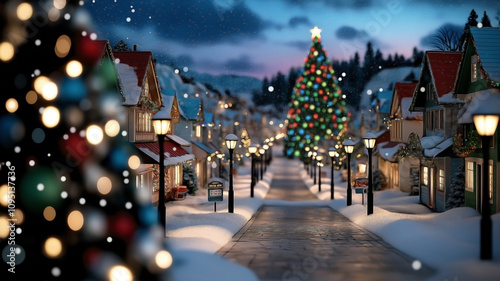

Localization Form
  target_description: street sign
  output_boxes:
[207,179,224,202]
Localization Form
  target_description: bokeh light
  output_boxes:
[0,216,9,238]
[44,237,63,258]
[6,98,19,113]
[0,184,8,207]
[26,90,38,104]
[54,0,67,10]
[43,206,56,221]
[17,2,33,20]
[67,210,84,231]
[0,41,15,62]
[128,155,141,170]
[66,60,83,77]
[86,125,103,145]
[41,106,61,128]
[109,265,133,281]
[155,250,173,269]
[97,176,112,195]
[55,35,71,58]
[105,120,120,137]
[41,81,59,100]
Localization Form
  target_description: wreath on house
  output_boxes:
[452,130,479,158]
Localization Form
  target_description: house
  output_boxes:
[455,27,500,214]
[409,51,464,212]
[378,82,422,192]
[114,50,193,202]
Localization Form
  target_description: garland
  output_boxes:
[139,96,160,112]
[421,158,436,168]
[452,130,479,157]
[397,132,423,161]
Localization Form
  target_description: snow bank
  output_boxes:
[300,160,500,280]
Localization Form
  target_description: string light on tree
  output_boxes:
[284,26,351,159]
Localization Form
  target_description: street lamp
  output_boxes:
[248,145,258,198]
[152,116,171,235]
[472,96,500,260]
[259,147,265,180]
[328,147,338,200]
[312,151,318,184]
[308,151,313,177]
[343,139,355,206]
[263,144,269,172]
[316,153,323,192]
[225,134,238,213]
[363,132,377,215]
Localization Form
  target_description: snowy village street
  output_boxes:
[217,156,434,281]
[167,147,500,281]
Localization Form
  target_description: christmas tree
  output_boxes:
[284,27,351,160]
[0,1,170,280]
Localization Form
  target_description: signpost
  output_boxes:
[353,178,368,205]
[207,178,224,212]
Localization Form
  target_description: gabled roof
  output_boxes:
[178,97,202,121]
[154,90,177,119]
[391,82,421,119]
[426,51,463,98]
[114,51,153,105]
[470,27,500,82]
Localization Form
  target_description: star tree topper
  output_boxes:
[310,26,322,39]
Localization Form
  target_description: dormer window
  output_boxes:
[137,112,152,132]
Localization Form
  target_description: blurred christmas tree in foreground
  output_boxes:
[284,26,351,161]
[0,1,170,280]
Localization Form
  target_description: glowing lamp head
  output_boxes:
[328,147,337,158]
[472,93,500,137]
[363,132,377,149]
[316,153,323,162]
[343,139,355,154]
[263,144,269,150]
[248,145,258,154]
[304,146,310,152]
[258,148,265,155]
[152,111,171,136]
[225,134,238,150]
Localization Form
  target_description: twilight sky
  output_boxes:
[86,0,500,79]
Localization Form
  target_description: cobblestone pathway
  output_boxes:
[217,157,435,281]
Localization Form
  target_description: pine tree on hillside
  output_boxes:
[446,163,466,209]
[284,27,350,160]
[113,40,132,51]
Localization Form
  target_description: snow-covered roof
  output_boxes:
[377,141,405,162]
[401,98,422,119]
[470,27,500,82]
[178,98,202,121]
[420,136,452,158]
[438,92,465,104]
[458,89,500,123]
[167,134,191,146]
[155,91,176,119]
[116,62,142,105]
[426,51,462,98]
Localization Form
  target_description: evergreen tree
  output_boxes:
[275,71,287,106]
[113,40,132,51]
[446,163,466,209]
[0,2,170,280]
[481,11,492,27]
[468,9,479,27]
[284,27,350,158]
[363,42,377,82]
[286,68,299,105]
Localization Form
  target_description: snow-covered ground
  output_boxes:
[166,160,274,281]
[302,161,500,281]
[165,150,500,281]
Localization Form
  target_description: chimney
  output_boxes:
[133,44,137,51]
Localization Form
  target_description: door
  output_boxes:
[429,168,435,208]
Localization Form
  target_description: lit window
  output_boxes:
[196,125,201,138]
[422,166,429,186]
[438,169,445,192]
[466,161,474,191]
[208,129,212,140]
[471,55,478,82]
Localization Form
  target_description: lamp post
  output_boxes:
[248,145,258,198]
[316,153,323,192]
[363,132,377,215]
[152,116,171,235]
[259,148,265,180]
[225,134,238,213]
[268,141,273,162]
[217,152,223,178]
[343,139,355,206]
[312,151,318,184]
[263,144,269,172]
[328,147,338,200]
[308,151,313,177]
[472,99,500,260]
[304,147,311,173]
